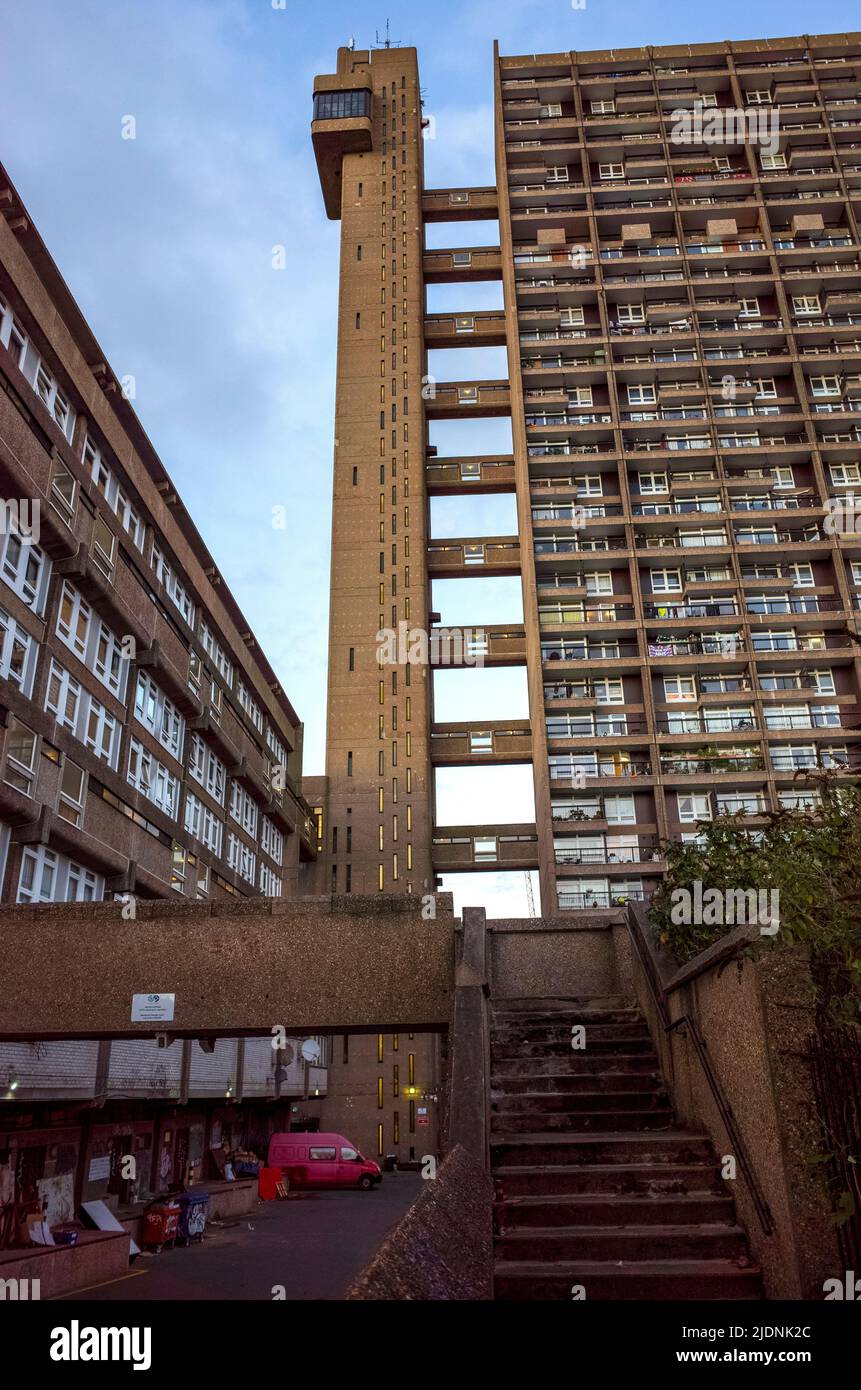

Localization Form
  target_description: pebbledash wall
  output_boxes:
[0,159,327,1207]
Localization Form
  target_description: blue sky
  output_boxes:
[3,0,858,913]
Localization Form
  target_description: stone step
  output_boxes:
[494,1191,736,1229]
[491,1108,677,1135]
[491,1052,660,1079]
[494,1258,763,1301]
[493,1011,643,1031]
[492,1021,652,1044]
[491,1070,662,1095]
[490,1131,715,1168]
[491,1035,655,1061]
[495,1222,749,1263]
[491,1089,669,1114]
[493,1161,724,1197]
[493,996,635,1014]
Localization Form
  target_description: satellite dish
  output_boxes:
[301,1039,321,1063]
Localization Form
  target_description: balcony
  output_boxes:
[423,311,507,349]
[432,826,539,872]
[425,455,515,495]
[422,187,499,222]
[430,722,532,766]
[422,247,502,283]
[425,381,511,419]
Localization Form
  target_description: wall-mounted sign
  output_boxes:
[87,1155,111,1183]
[131,993,175,1023]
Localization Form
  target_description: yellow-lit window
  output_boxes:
[406,806,412,832]
[378,863,384,890]
[404,507,409,526]
[407,844,413,870]
[379,714,385,738]
[404,536,410,558]
[379,824,384,851]
[379,582,385,604]
[405,697,411,722]
[392,815,398,841]
[379,681,385,705]
[378,787,384,812]
[380,493,385,512]
[377,1123,384,1156]
[405,732,412,757]
[408,1053,415,1085]
[406,769,412,793]
[393,1111,400,1144]
[393,853,398,880]
[404,597,410,620]
[393,1033,399,1052]
[393,1065,399,1096]
[377,1033,384,1063]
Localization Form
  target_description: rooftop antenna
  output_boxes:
[347,35,355,50]
[374,19,401,49]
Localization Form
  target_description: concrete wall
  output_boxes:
[623,910,841,1300]
[0,894,455,1039]
[489,913,624,999]
[344,1146,493,1300]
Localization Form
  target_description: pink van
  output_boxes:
[267,1132,382,1190]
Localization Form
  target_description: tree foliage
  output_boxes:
[648,777,861,1029]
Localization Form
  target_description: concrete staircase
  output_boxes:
[491,997,763,1300]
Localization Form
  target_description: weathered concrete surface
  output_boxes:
[490,914,623,999]
[344,1145,493,1300]
[0,1230,130,1299]
[0,895,455,1039]
[625,907,841,1300]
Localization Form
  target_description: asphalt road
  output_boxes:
[66,1173,423,1302]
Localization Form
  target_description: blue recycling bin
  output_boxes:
[176,1190,209,1244]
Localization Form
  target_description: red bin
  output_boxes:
[143,1200,180,1251]
[258,1166,284,1201]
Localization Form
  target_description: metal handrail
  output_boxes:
[625,905,774,1236]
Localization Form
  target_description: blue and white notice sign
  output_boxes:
[131,993,176,1022]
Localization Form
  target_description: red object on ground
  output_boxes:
[258,1167,284,1201]
[143,1201,180,1250]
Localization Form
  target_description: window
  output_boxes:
[83,695,120,766]
[569,386,593,407]
[830,463,861,486]
[188,649,203,695]
[584,571,613,595]
[677,793,712,823]
[31,359,76,441]
[227,832,256,885]
[229,781,259,838]
[50,461,77,525]
[738,298,760,318]
[604,794,636,824]
[598,162,624,180]
[745,90,773,104]
[651,568,682,593]
[617,304,645,324]
[560,306,585,326]
[792,295,820,316]
[57,760,86,828]
[17,846,103,903]
[237,681,264,733]
[260,863,282,896]
[184,793,223,855]
[188,733,226,805]
[639,472,669,494]
[92,516,117,579]
[760,152,787,170]
[55,581,127,700]
[313,89,371,121]
[628,385,657,406]
[0,606,37,696]
[591,99,615,115]
[83,436,145,550]
[664,675,696,701]
[128,737,180,817]
[151,544,196,626]
[134,671,185,760]
[171,842,188,893]
[4,718,38,795]
[261,815,284,865]
[200,622,233,684]
[0,525,51,613]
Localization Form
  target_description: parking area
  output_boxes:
[65,1172,423,1302]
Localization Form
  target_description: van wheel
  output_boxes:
[359,1175,374,1190]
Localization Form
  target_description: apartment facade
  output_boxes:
[0,162,325,1206]
[0,162,317,908]
[311,32,861,940]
